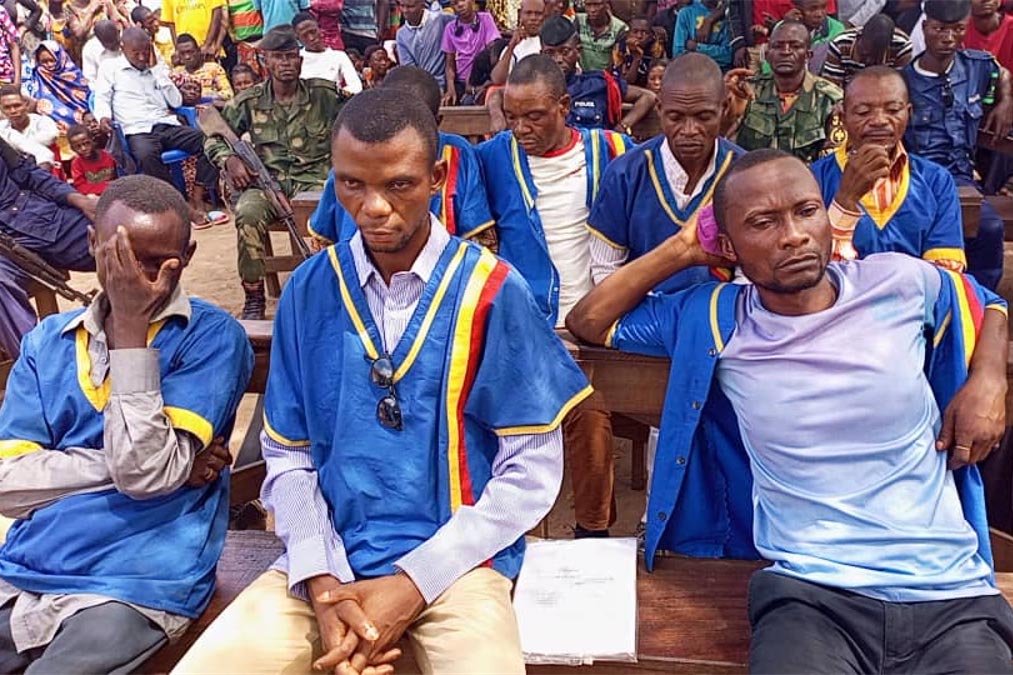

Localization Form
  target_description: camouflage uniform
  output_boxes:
[736,71,845,165]
[205,78,350,284]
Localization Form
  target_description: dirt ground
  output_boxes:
[59,222,647,539]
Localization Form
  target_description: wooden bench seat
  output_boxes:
[142,530,1013,674]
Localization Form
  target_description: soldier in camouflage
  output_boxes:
[204,27,350,319]
[730,20,844,164]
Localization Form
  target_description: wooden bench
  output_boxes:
[142,531,1013,674]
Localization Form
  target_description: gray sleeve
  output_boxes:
[0,446,114,519]
[103,348,200,500]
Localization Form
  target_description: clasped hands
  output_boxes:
[308,572,426,675]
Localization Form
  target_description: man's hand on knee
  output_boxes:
[314,573,425,672]
[308,575,398,675]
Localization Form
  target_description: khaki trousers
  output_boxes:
[562,390,616,531]
[171,568,525,675]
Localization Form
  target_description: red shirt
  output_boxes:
[70,150,117,196]
[751,0,837,29]
[965,14,1013,73]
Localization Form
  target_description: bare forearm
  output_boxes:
[566,235,697,344]
[622,86,655,127]
[969,308,1009,386]
[490,45,512,85]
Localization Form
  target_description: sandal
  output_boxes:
[192,211,230,230]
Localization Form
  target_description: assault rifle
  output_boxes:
[0,231,96,306]
[198,107,311,259]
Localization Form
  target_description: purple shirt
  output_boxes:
[440,11,500,84]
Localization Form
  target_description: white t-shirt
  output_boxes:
[499,36,541,75]
[81,37,122,83]
[527,132,592,326]
[300,48,364,94]
[0,113,59,149]
[0,125,54,165]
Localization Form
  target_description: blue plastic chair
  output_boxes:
[87,90,199,194]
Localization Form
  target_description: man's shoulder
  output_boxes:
[809,149,840,173]
[439,131,477,154]
[181,297,249,342]
[605,134,658,167]
[957,48,1000,75]
[908,151,954,180]
[476,130,513,159]
[809,74,843,101]
[231,83,266,106]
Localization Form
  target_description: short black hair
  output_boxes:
[231,63,260,82]
[0,84,20,98]
[130,5,150,22]
[331,88,439,164]
[712,149,796,231]
[96,175,192,245]
[860,14,895,57]
[383,66,442,118]
[176,32,198,47]
[507,53,567,98]
[662,52,725,100]
[292,10,316,27]
[364,44,385,60]
[67,123,89,139]
[849,63,907,101]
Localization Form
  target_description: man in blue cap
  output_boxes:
[903,0,1013,291]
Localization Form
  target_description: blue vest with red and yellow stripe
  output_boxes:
[0,300,253,617]
[477,127,632,326]
[309,132,494,245]
[263,234,591,579]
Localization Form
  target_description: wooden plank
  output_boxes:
[987,195,1013,242]
[142,530,1013,674]
[959,183,982,239]
[291,190,323,237]
[439,105,492,139]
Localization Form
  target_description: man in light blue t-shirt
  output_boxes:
[567,149,1013,673]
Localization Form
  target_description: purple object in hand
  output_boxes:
[697,204,722,256]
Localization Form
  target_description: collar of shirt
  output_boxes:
[404,8,434,29]
[60,284,192,339]
[912,54,955,77]
[660,138,719,209]
[349,214,452,290]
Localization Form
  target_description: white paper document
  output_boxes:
[512,537,638,665]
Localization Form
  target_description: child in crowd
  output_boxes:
[362,43,392,88]
[647,58,667,95]
[81,111,110,149]
[230,63,261,94]
[67,123,117,195]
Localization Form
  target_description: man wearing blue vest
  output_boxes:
[903,0,1013,291]
[588,53,744,293]
[568,149,1013,673]
[811,66,969,275]
[0,175,253,673]
[173,89,590,675]
[479,54,631,538]
[308,65,495,250]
